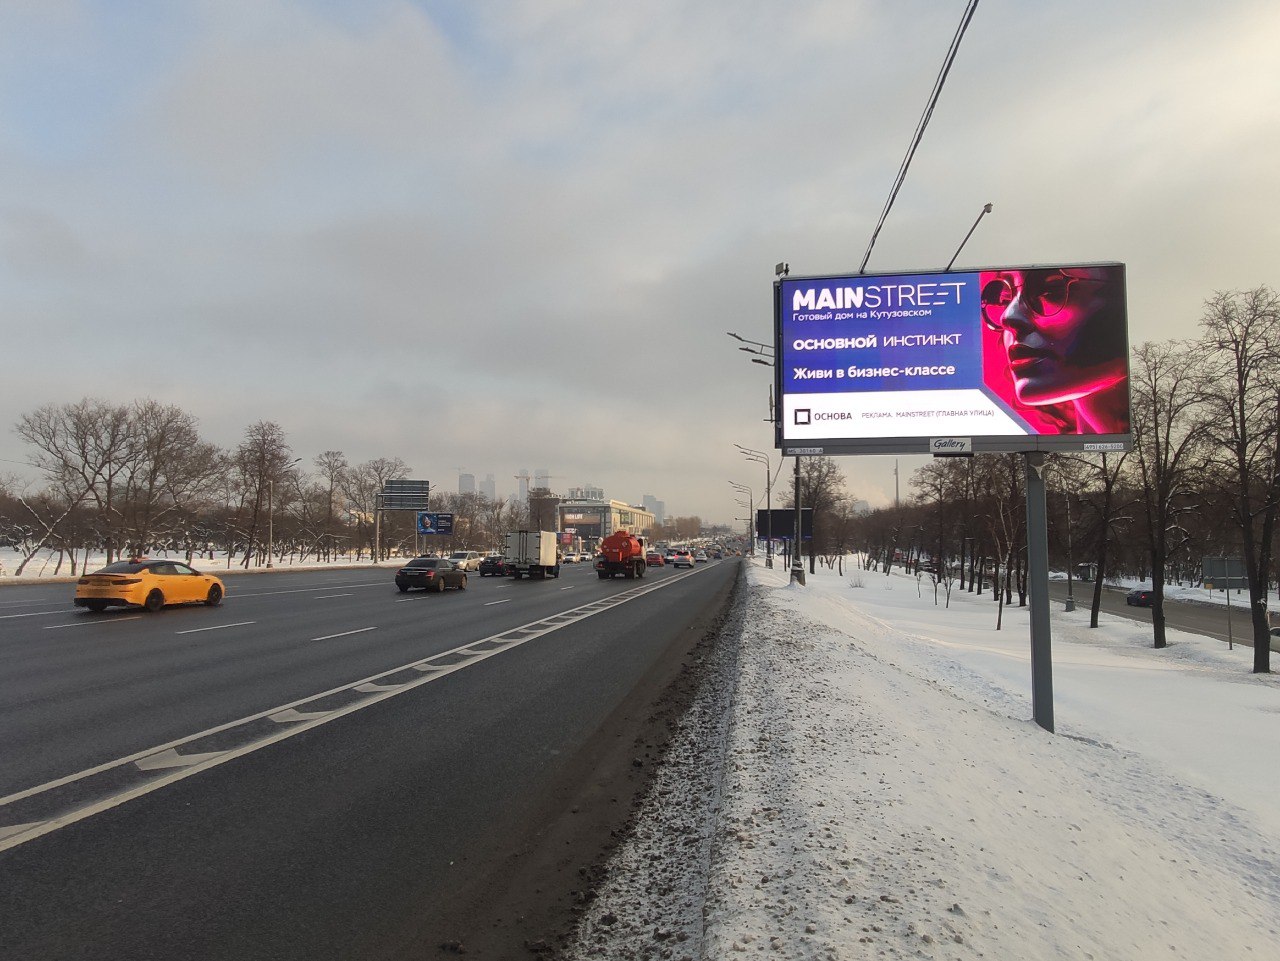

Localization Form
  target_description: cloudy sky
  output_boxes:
[2,0,1277,523]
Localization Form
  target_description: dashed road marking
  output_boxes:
[312,626,376,641]
[269,708,331,723]
[44,616,143,630]
[135,748,225,771]
[175,621,256,635]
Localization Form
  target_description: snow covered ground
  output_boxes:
[0,546,394,582]
[569,558,1280,960]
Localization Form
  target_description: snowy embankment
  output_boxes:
[569,559,1280,960]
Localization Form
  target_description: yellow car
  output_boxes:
[75,559,225,613]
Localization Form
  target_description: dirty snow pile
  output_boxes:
[569,559,1280,959]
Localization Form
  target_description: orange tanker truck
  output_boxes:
[594,530,647,580]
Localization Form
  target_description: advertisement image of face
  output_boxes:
[979,265,1129,434]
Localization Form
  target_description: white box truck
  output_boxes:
[504,530,562,580]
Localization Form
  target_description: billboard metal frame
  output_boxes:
[773,262,1133,457]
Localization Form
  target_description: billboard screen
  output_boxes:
[756,508,813,541]
[774,263,1132,455]
[416,512,454,536]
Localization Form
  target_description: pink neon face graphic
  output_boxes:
[980,266,1129,435]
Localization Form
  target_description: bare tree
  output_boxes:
[313,450,349,561]
[233,421,295,568]
[16,398,138,563]
[120,400,222,554]
[787,456,848,574]
[342,457,410,560]
[1130,340,1211,647]
[1200,285,1280,672]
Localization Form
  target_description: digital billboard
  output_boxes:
[416,512,454,536]
[774,263,1132,455]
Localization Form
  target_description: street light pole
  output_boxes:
[737,445,774,568]
[730,482,753,555]
[267,478,274,568]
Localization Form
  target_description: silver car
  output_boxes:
[447,550,482,572]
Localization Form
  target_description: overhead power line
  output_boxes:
[858,0,982,274]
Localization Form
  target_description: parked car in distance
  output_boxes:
[396,557,469,592]
[75,558,225,612]
[694,550,708,563]
[562,552,579,564]
[645,551,665,567]
[672,549,694,569]
[1126,587,1153,607]
[447,550,482,572]
[478,555,509,577]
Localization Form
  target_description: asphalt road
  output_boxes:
[1044,579,1279,650]
[0,557,742,960]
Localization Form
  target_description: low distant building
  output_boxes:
[559,495,655,545]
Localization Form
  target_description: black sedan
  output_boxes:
[1126,587,1153,607]
[395,557,469,593]
[479,555,509,576]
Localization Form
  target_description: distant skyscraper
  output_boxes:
[481,473,496,501]
[534,468,550,490]
[517,469,530,502]
[641,496,665,526]
[459,472,476,495]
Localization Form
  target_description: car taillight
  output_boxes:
[116,578,142,585]
[77,577,91,585]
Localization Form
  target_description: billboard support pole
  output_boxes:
[1025,452,1055,733]
[765,466,773,569]
[791,456,806,586]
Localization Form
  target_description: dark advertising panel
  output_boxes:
[757,508,813,541]
[774,263,1132,455]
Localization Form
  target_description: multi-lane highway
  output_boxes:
[0,557,742,960]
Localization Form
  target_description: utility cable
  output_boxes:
[858,0,981,274]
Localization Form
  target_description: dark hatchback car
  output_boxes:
[478,555,508,576]
[1126,587,1153,607]
[395,557,468,593]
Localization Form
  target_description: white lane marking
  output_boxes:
[0,822,44,842]
[312,626,376,641]
[0,610,65,620]
[560,586,575,590]
[174,621,256,635]
[484,599,511,606]
[0,564,713,853]
[135,748,225,771]
[314,593,354,599]
[354,681,403,693]
[221,582,387,600]
[269,708,331,723]
[44,616,144,630]
[394,595,427,602]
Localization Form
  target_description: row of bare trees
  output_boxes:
[0,401,543,575]
[849,286,1279,674]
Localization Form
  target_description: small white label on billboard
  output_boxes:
[930,437,972,454]
[1083,442,1126,451]
[789,447,825,455]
